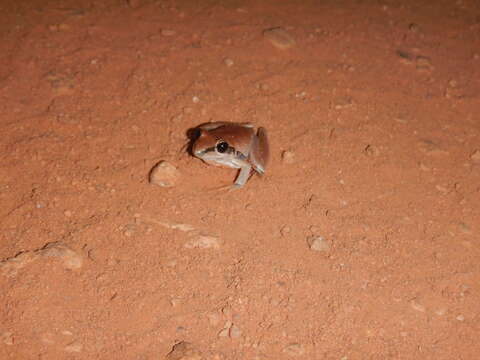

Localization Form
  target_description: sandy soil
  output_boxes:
[1,0,480,359]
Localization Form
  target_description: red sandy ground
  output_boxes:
[1,0,480,359]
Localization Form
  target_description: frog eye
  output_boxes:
[216,141,229,153]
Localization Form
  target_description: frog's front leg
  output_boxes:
[234,164,253,187]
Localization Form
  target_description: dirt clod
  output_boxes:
[149,161,180,187]
[41,243,83,270]
[470,150,480,162]
[307,236,331,252]
[263,27,296,50]
[416,56,433,71]
[185,235,221,249]
[224,58,234,67]
[281,150,295,164]
[166,342,202,360]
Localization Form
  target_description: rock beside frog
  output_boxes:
[149,160,180,187]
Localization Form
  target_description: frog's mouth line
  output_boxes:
[196,146,216,155]
[196,146,248,161]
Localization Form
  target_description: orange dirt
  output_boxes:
[1,0,480,359]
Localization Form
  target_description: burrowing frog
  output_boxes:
[190,122,269,187]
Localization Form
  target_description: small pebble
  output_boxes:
[185,235,221,249]
[166,341,201,360]
[456,315,465,321]
[218,321,232,338]
[42,243,83,270]
[333,96,353,109]
[435,184,448,193]
[218,328,229,338]
[435,307,447,316]
[1,331,13,345]
[263,27,296,50]
[419,162,430,171]
[409,23,419,32]
[416,56,433,71]
[448,79,458,88]
[395,114,409,123]
[283,343,305,356]
[49,24,71,32]
[307,236,331,252]
[170,297,181,307]
[124,228,135,237]
[281,150,295,164]
[259,83,269,91]
[364,144,380,156]
[410,300,426,313]
[149,160,180,187]
[224,58,234,67]
[280,225,291,236]
[458,223,472,234]
[470,150,480,162]
[0,252,35,277]
[419,140,449,157]
[64,341,82,353]
[192,96,200,103]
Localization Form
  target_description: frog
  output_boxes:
[190,122,269,188]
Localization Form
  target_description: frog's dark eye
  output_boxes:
[216,141,229,153]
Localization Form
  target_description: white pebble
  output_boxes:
[307,236,331,252]
[224,58,234,67]
[42,243,83,270]
[185,235,221,249]
[149,161,180,187]
[281,150,295,164]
